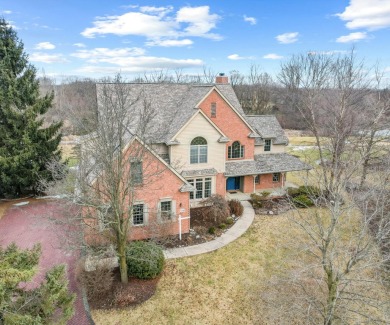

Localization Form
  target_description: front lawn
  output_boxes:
[89,211,304,324]
[91,207,388,324]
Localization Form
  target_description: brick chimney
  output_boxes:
[215,73,229,84]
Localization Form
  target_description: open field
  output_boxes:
[91,208,388,325]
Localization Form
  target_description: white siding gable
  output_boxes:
[170,112,226,173]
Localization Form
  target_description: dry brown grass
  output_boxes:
[0,201,13,220]
[91,207,388,325]
[91,213,306,324]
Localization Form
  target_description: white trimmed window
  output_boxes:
[187,177,212,200]
[190,137,207,164]
[132,203,148,225]
[264,139,272,152]
[228,141,245,159]
[158,199,176,221]
[272,173,280,182]
[255,175,260,184]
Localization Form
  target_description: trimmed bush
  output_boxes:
[250,193,263,209]
[228,199,244,217]
[126,241,164,279]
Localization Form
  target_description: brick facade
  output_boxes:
[198,89,255,161]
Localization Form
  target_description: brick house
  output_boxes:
[83,75,310,241]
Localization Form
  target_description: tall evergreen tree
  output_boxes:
[0,18,62,197]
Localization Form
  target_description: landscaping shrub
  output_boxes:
[228,199,244,217]
[126,241,164,279]
[226,217,234,225]
[208,226,216,235]
[287,185,321,208]
[76,258,114,301]
[219,223,227,230]
[201,194,230,224]
[292,194,315,208]
[250,192,271,209]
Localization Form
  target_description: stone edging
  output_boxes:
[163,201,254,259]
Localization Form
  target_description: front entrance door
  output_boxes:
[226,177,241,191]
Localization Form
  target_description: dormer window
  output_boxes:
[211,102,216,117]
[190,137,207,164]
[228,141,244,159]
[264,139,272,152]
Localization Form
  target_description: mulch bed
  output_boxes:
[251,197,292,215]
[88,267,160,310]
[154,206,239,249]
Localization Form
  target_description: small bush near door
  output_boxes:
[228,199,244,217]
[126,241,165,279]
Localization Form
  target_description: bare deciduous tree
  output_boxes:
[41,75,171,284]
[268,51,390,324]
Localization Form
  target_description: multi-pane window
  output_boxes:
[130,160,143,184]
[264,139,272,152]
[160,201,172,220]
[133,204,144,225]
[211,102,216,117]
[255,175,260,184]
[190,137,207,164]
[272,173,280,182]
[188,178,212,199]
[228,141,244,159]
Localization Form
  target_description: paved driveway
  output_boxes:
[0,199,93,325]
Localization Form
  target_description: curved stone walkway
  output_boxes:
[164,201,254,259]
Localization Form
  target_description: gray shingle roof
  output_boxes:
[96,83,247,145]
[181,168,218,177]
[245,115,288,145]
[225,153,311,176]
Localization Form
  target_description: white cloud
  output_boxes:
[139,6,173,16]
[30,52,68,63]
[336,0,390,31]
[336,31,368,43]
[71,47,146,63]
[73,42,86,48]
[276,32,299,44]
[81,5,221,42]
[76,57,203,74]
[227,54,255,60]
[2,10,12,14]
[34,42,56,50]
[146,39,193,47]
[263,53,283,60]
[243,15,256,25]
[176,6,221,39]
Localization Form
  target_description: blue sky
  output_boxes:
[2,0,390,80]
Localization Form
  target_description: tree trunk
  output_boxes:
[118,240,128,284]
[324,274,338,325]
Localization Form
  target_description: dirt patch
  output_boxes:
[88,267,159,310]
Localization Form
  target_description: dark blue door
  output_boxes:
[226,177,240,190]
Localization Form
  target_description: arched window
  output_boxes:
[228,141,244,159]
[190,137,207,164]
